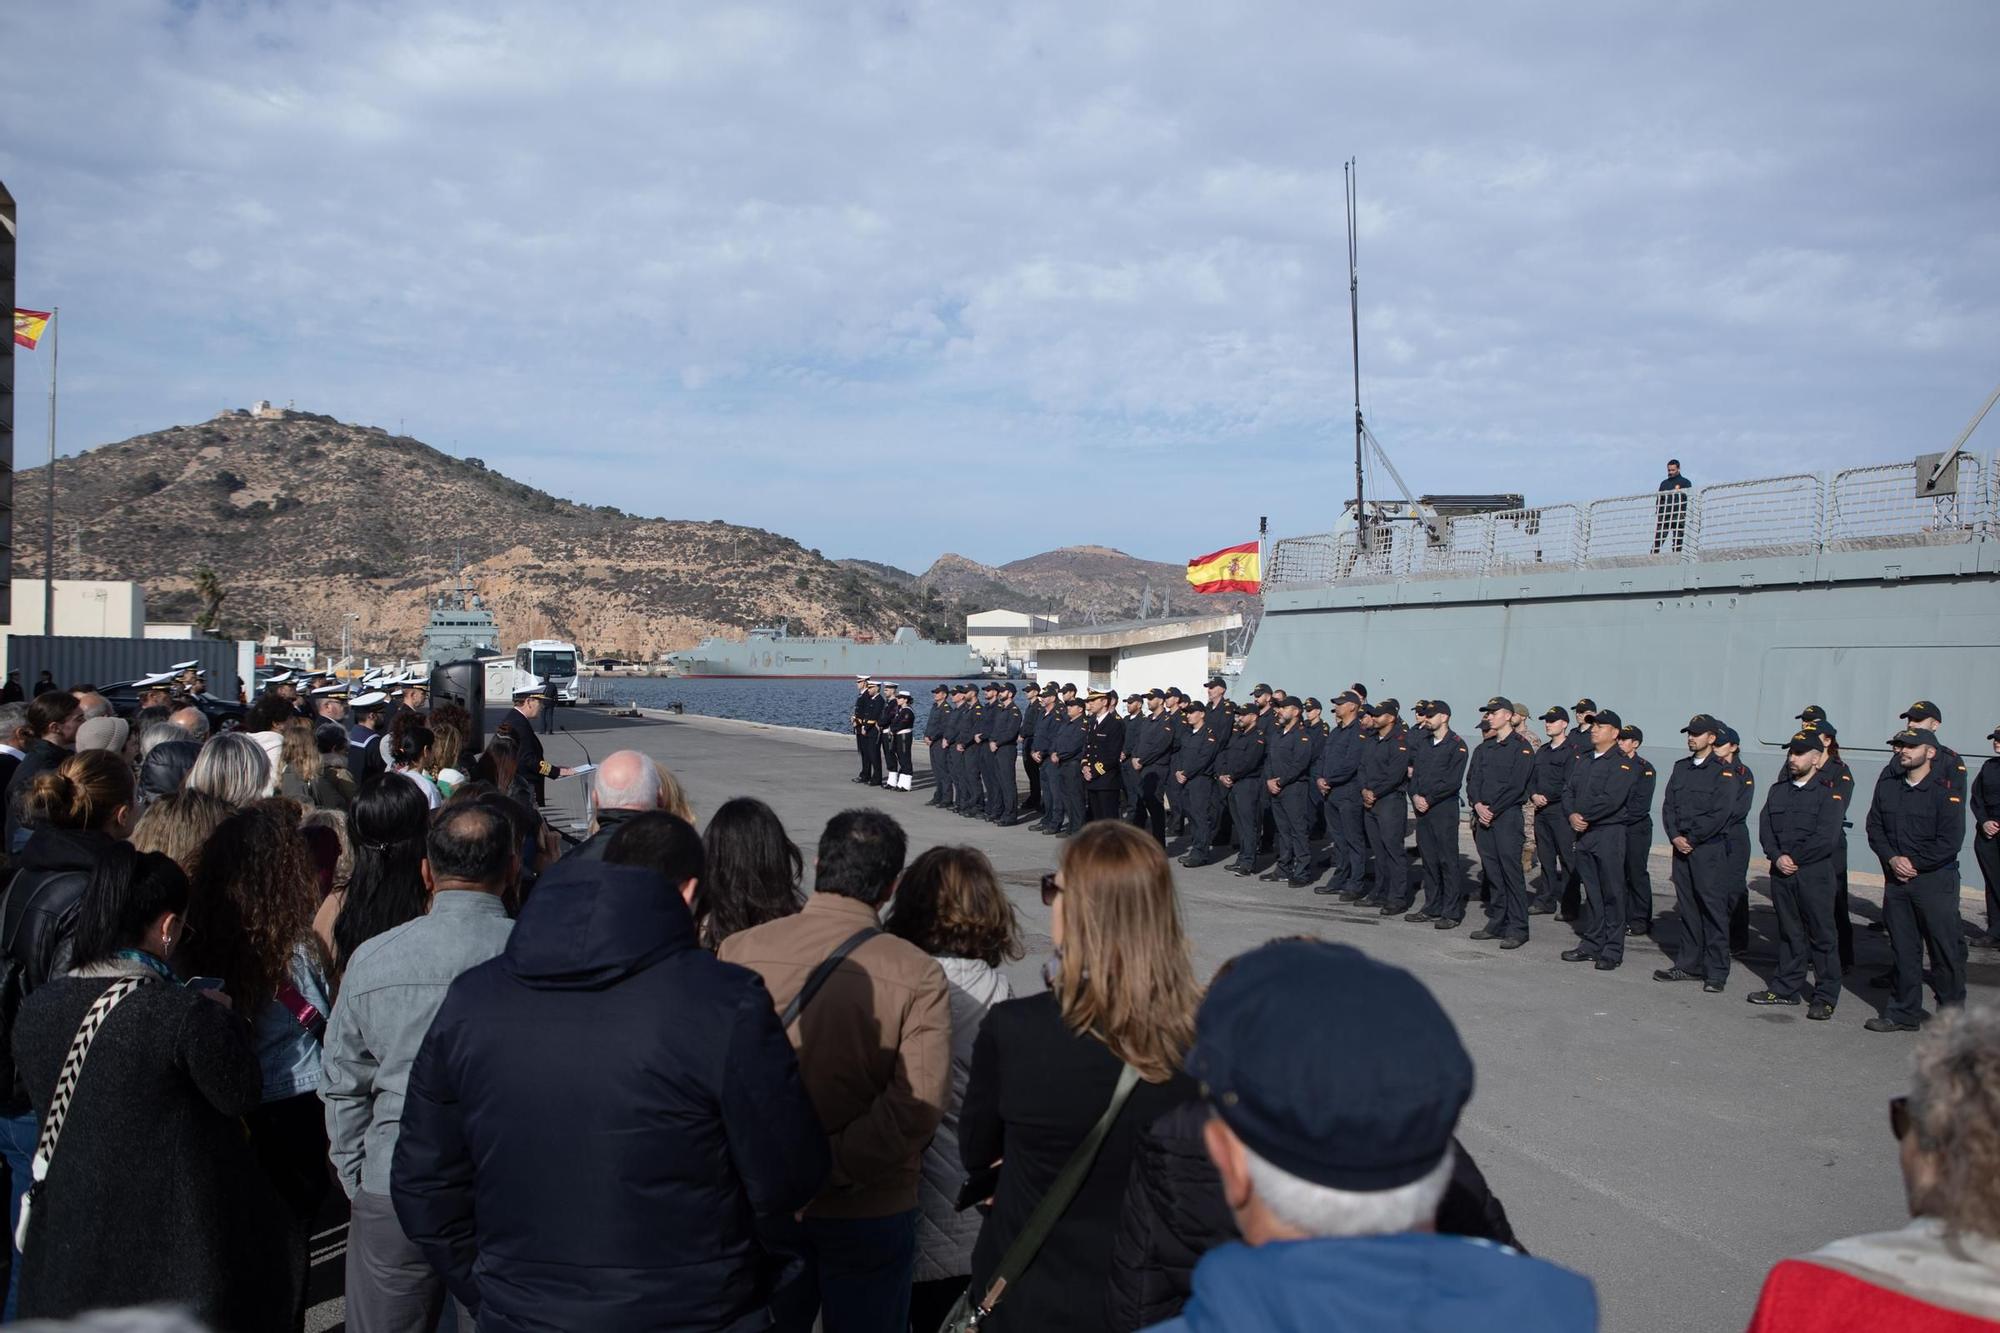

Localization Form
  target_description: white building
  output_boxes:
[5,579,147,638]
[1010,613,1241,698]
[964,607,1061,666]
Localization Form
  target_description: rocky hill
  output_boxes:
[908,546,1257,623]
[11,409,966,660]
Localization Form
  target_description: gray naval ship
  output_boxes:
[1241,442,2000,869]
[663,623,985,679]
[420,579,502,664]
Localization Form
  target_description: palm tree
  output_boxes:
[192,566,227,631]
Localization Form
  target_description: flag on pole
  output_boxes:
[1186,539,1261,594]
[12,308,50,350]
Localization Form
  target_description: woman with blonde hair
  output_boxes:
[129,788,233,878]
[888,845,1023,1329]
[274,718,322,806]
[958,821,1202,1332]
[187,732,273,808]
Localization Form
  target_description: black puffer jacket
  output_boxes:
[138,739,202,807]
[0,827,120,1112]
[1104,1101,1522,1332]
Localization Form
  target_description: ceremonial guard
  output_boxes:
[1467,698,1535,948]
[1406,701,1470,927]
[1559,709,1637,970]
[1657,714,1735,992]
[1219,705,1267,876]
[1046,695,1088,836]
[985,683,1021,823]
[852,678,884,786]
[1358,699,1411,913]
[1128,691,1174,843]
[1748,733,1847,1019]
[1261,696,1317,886]
[1616,725,1658,935]
[1082,687,1125,823]
[1863,728,1968,1032]
[884,689,915,791]
[1316,691,1370,900]
[1528,706,1580,917]
[923,684,951,807]
[1173,699,1224,867]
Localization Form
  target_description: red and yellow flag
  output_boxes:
[1187,539,1261,594]
[12,309,50,350]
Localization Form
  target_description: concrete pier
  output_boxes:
[530,707,1995,1333]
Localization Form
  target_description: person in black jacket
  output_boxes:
[984,684,1020,819]
[1656,714,1737,991]
[923,684,952,808]
[12,843,297,1331]
[1172,701,1224,868]
[1559,711,1639,970]
[1358,700,1412,912]
[1467,699,1535,947]
[1046,697,1087,836]
[1616,725,1659,936]
[1748,734,1848,1019]
[1218,708,1266,877]
[1862,730,1968,1033]
[1104,1102,1523,1333]
[1526,707,1580,918]
[392,833,830,1331]
[1260,698,1317,886]
[1405,702,1471,926]
[1083,689,1126,824]
[4,692,82,856]
[1975,726,2000,949]
[1314,692,1370,899]
[1128,694,1174,843]
[500,686,569,805]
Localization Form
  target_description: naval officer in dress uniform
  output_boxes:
[923,684,951,806]
[1082,687,1125,823]
[505,682,570,804]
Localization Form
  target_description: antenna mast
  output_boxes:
[1345,158,1364,541]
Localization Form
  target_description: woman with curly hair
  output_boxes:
[180,797,332,1329]
[697,797,805,948]
[330,774,433,985]
[1745,1000,2000,1328]
[886,845,1023,1329]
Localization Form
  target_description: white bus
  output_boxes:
[512,639,581,705]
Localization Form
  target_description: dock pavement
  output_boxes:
[309,706,1997,1333]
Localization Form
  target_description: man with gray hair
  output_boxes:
[69,690,113,723]
[567,750,667,861]
[1141,940,1596,1332]
[168,706,210,744]
[0,703,30,798]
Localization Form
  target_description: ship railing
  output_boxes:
[1265,450,1993,589]
[1687,473,1824,560]
[1825,457,1991,550]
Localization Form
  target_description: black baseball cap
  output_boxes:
[1590,708,1623,730]
[982,681,1000,692]
[1304,697,1322,711]
[1901,701,1942,723]
[1205,677,1228,689]
[1797,705,1829,725]
[930,684,948,695]
[1681,714,1721,736]
[1251,683,1272,697]
[1718,726,1741,747]
[1038,684,1058,697]
[999,683,1016,695]
[1426,700,1452,718]
[1063,695,1086,709]
[1786,734,1821,756]
[1618,724,1644,742]
[1188,939,1471,1191]
[1480,696,1515,715]
[1411,700,1433,716]
[1276,695,1302,711]
[1184,699,1209,715]
[1888,728,1934,749]
[1148,688,1166,699]
[1124,693,1144,704]
[1059,682,1078,692]
[1540,705,1569,723]
[1366,697,1401,716]
[1986,724,2000,742]
[1333,690,1364,707]
[1574,697,1598,713]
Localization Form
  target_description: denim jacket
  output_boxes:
[253,943,333,1103]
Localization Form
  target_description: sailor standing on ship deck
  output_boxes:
[1654,458,1692,553]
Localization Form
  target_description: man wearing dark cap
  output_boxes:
[949,684,983,817]
[1714,727,1758,956]
[1615,725,1659,936]
[1030,685,1063,829]
[923,684,952,807]
[1657,715,1736,991]
[1974,725,2000,948]
[1404,702,1470,927]
[1527,707,1580,919]
[1315,691,1371,899]
[1173,700,1225,867]
[1863,729,1967,1031]
[1358,700,1412,913]
[1748,734,1848,1019]
[984,682,1022,823]
[1559,710,1639,969]
[1895,700,1966,788]
[1261,696,1317,886]
[1148,940,1597,1332]
[1083,688,1126,824]
[1467,698,1535,947]
[1788,720,1858,966]
[1127,691,1174,844]
[1654,457,1691,553]
[1047,694,1088,836]
[1219,705,1268,876]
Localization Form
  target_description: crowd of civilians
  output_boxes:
[0,681,1992,1332]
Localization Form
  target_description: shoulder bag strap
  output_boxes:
[965,1062,1143,1325]
[779,927,879,1030]
[17,975,144,1250]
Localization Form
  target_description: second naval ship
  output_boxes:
[664,624,985,679]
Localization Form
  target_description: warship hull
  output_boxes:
[667,629,985,679]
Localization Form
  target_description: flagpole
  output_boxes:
[42,306,57,643]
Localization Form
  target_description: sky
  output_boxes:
[4,1,1997,570]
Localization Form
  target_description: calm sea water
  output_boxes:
[583,676,977,736]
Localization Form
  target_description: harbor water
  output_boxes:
[581,676,968,736]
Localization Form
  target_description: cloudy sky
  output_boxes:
[5,1,1996,569]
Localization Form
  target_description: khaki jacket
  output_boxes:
[719,892,951,1218]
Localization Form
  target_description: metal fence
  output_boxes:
[1266,451,1996,589]
[6,635,247,699]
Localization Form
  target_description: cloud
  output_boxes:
[3,0,1996,568]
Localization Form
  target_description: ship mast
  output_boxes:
[1346,157,1365,542]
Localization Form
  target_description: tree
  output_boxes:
[192,566,227,631]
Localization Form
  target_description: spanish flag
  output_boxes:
[13,309,50,350]
[1187,540,1260,594]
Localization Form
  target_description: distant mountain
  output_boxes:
[911,545,1255,624]
[10,408,966,659]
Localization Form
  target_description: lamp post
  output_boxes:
[341,613,360,665]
